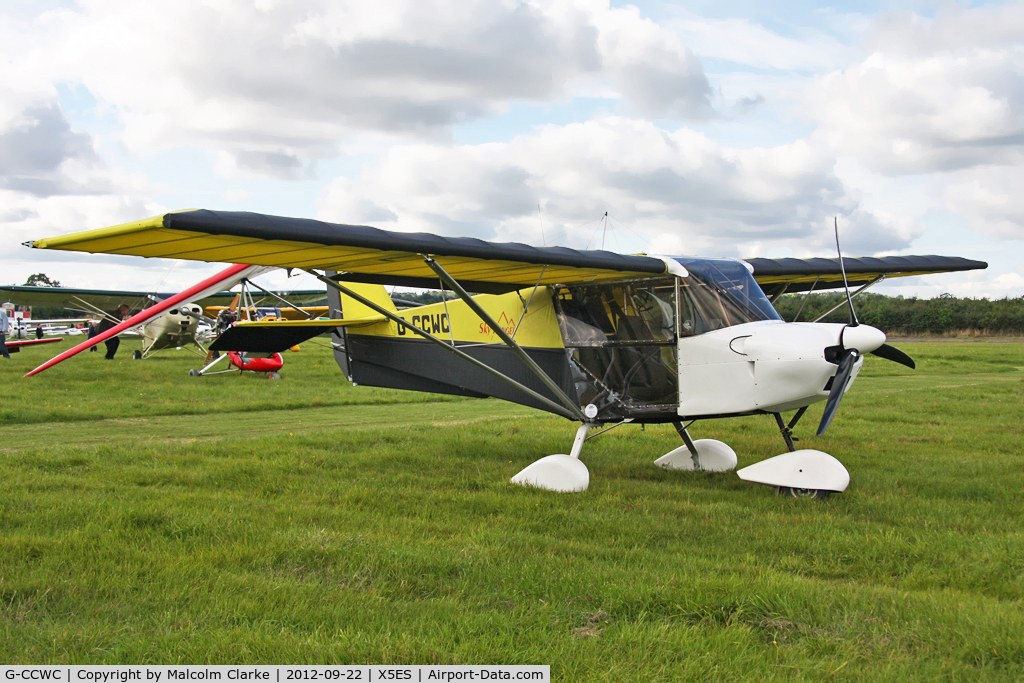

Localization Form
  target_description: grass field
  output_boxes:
[1,336,1022,680]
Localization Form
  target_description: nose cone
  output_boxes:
[842,324,886,353]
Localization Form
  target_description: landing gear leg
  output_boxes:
[773,407,807,453]
[188,352,229,378]
[653,422,737,472]
[675,422,701,470]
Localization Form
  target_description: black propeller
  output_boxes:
[813,218,919,435]
[815,218,917,434]
[870,343,916,369]
[817,348,860,435]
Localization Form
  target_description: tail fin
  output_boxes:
[339,283,396,319]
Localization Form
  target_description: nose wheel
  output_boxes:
[735,410,849,498]
[777,486,832,500]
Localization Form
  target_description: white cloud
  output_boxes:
[0,105,105,196]
[939,165,1024,241]
[667,13,856,72]
[317,116,905,258]
[222,188,253,203]
[590,3,713,119]
[869,4,1024,56]
[805,4,1024,175]
[31,0,712,178]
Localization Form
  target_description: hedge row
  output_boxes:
[772,292,1024,335]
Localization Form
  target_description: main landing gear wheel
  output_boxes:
[776,486,832,500]
[132,350,142,360]
[188,368,200,377]
[268,372,281,380]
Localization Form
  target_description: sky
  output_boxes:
[1,0,1021,298]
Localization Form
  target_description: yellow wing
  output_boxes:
[30,210,669,293]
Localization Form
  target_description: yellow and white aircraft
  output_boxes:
[25,210,987,498]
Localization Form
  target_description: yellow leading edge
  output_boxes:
[30,213,666,289]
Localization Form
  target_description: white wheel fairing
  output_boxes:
[654,439,737,472]
[511,454,589,492]
[736,449,849,492]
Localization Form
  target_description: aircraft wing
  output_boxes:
[747,255,988,296]
[3,337,63,353]
[28,210,672,293]
[19,318,93,326]
[0,284,326,311]
[27,210,987,295]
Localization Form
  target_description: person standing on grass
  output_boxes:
[87,320,98,352]
[0,305,11,360]
[97,304,130,360]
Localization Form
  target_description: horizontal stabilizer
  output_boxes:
[209,317,382,352]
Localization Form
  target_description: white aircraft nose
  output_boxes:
[842,324,886,353]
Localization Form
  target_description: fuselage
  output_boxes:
[329,258,886,423]
[142,303,203,352]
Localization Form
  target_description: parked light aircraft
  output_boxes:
[1,317,91,339]
[25,210,987,498]
[0,282,326,361]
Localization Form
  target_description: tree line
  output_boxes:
[772,292,1024,335]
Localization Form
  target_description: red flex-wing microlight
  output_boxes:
[25,210,987,499]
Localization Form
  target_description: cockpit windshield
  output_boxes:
[550,261,778,420]
[675,258,780,336]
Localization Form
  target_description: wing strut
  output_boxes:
[511,266,547,339]
[304,269,581,421]
[420,255,588,422]
[792,276,819,322]
[811,275,885,323]
[241,278,316,319]
[70,296,122,325]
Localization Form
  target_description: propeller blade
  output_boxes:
[817,349,860,436]
[834,217,858,327]
[870,343,916,369]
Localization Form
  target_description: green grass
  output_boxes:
[1,338,1023,680]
